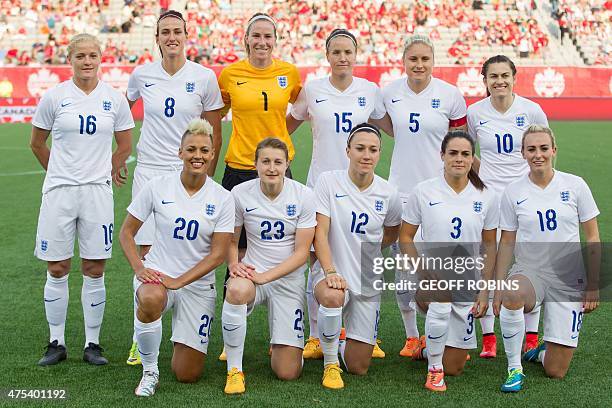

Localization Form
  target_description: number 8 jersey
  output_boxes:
[127,173,235,290]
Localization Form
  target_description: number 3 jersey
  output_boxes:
[32,80,134,193]
[127,60,224,167]
[127,173,235,290]
[315,170,402,296]
[232,178,317,279]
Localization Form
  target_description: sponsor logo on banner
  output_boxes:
[534,68,565,97]
[101,67,130,93]
[27,68,60,97]
[378,67,403,88]
[305,66,330,84]
[456,68,486,97]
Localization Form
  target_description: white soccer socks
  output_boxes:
[44,272,69,346]
[82,275,106,347]
[399,302,420,338]
[425,302,452,371]
[524,305,541,334]
[135,317,162,374]
[500,306,525,371]
[307,292,319,339]
[222,301,247,372]
[479,302,496,334]
[318,305,342,366]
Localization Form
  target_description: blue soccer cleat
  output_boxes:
[501,368,525,393]
[523,342,546,363]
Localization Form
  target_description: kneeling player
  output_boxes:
[119,119,233,397]
[312,124,401,389]
[222,138,316,394]
[494,125,600,392]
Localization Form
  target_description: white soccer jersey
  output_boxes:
[290,77,386,187]
[384,77,467,197]
[233,178,317,279]
[403,176,499,242]
[467,95,548,194]
[127,60,224,166]
[315,170,402,296]
[127,173,234,290]
[500,171,599,273]
[32,80,134,193]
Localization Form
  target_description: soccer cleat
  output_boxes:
[303,337,323,359]
[224,367,245,395]
[523,342,546,363]
[339,327,346,341]
[322,363,344,389]
[501,368,525,392]
[218,346,227,361]
[372,339,385,358]
[479,334,497,358]
[83,343,108,365]
[399,337,420,358]
[524,332,539,353]
[127,341,141,365]
[411,335,427,360]
[38,340,67,366]
[135,371,159,397]
[466,353,471,361]
[425,368,446,392]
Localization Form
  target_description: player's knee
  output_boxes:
[544,365,567,379]
[274,365,301,381]
[316,290,344,308]
[81,260,105,278]
[136,289,165,316]
[47,261,70,277]
[346,360,369,376]
[225,278,253,304]
[501,289,523,309]
[174,366,202,383]
[445,365,464,376]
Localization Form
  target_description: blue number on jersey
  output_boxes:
[260,220,285,240]
[571,310,583,333]
[164,97,175,117]
[102,223,113,246]
[173,218,199,240]
[293,308,303,332]
[350,211,369,234]
[450,217,462,239]
[494,133,513,153]
[408,112,420,133]
[334,112,353,133]
[78,115,97,135]
[537,209,557,231]
[466,312,474,335]
[198,314,213,343]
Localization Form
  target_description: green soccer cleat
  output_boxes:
[126,341,141,366]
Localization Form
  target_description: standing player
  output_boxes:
[312,124,402,389]
[375,34,468,358]
[31,33,134,366]
[119,119,233,396]
[493,125,600,392]
[287,28,386,360]
[125,9,224,365]
[467,55,549,358]
[400,131,499,392]
[217,12,301,360]
[222,138,316,394]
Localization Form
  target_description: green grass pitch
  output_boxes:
[0,121,610,407]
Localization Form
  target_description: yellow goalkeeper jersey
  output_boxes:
[218,59,302,170]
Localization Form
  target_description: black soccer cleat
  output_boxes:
[38,340,67,366]
[83,343,108,365]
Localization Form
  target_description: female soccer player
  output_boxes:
[125,9,224,364]
[31,33,134,367]
[494,125,600,392]
[119,119,234,397]
[287,28,386,360]
[221,138,316,394]
[467,55,549,358]
[400,131,499,392]
[313,123,402,389]
[376,34,468,358]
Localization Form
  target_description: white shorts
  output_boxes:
[35,184,113,261]
[249,274,306,349]
[445,302,477,350]
[132,164,181,246]
[134,277,216,354]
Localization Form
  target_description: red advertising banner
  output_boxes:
[0,65,610,121]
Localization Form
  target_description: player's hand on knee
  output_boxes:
[247,270,269,285]
[135,267,162,284]
[583,287,599,313]
[157,273,184,290]
[229,262,255,279]
[325,273,347,291]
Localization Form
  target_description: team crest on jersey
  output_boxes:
[205,204,215,216]
[41,240,48,252]
[375,200,384,212]
[277,76,288,88]
[516,114,526,127]
[358,96,366,107]
[287,204,296,216]
[102,100,112,111]
[560,191,570,202]
[473,201,483,213]
[186,82,195,93]
[431,98,441,109]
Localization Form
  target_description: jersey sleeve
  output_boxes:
[499,188,518,231]
[232,188,244,227]
[466,107,478,142]
[384,189,403,227]
[449,86,468,121]
[314,174,331,217]
[31,88,57,130]
[215,193,236,233]
[370,85,386,120]
[127,179,155,222]
[298,188,318,228]
[483,191,500,230]
[126,68,141,101]
[531,103,549,127]
[217,68,232,118]
[114,94,135,131]
[401,190,421,226]
[201,70,225,111]
[290,87,308,120]
[576,178,600,222]
[288,65,302,104]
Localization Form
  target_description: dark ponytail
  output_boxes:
[481,55,517,97]
[441,131,486,191]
